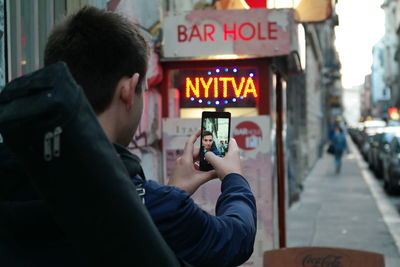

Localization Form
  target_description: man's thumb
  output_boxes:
[204,151,221,167]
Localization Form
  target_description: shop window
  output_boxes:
[6,0,113,82]
[6,0,66,81]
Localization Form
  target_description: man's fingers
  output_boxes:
[182,129,201,158]
[193,147,200,170]
[194,160,200,170]
[226,138,239,155]
[193,147,200,161]
[197,169,217,183]
[204,170,218,180]
[204,151,222,168]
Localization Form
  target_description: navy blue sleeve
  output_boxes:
[144,173,256,267]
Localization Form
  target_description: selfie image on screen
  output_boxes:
[199,117,230,171]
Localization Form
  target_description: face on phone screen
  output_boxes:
[199,112,231,171]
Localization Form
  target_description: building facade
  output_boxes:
[2,0,342,231]
[361,74,372,120]
[371,40,390,118]
[381,0,400,110]
[286,3,341,202]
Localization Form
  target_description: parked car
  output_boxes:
[387,120,400,127]
[349,122,365,147]
[367,133,384,175]
[381,135,400,195]
[360,120,386,159]
[367,126,400,178]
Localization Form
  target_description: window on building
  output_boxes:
[6,0,66,81]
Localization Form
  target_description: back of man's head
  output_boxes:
[44,6,148,114]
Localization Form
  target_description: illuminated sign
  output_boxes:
[162,9,295,59]
[388,107,400,120]
[185,76,258,99]
[175,67,259,108]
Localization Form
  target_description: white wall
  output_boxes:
[371,40,389,102]
[382,0,399,90]
[305,29,322,168]
[343,86,362,126]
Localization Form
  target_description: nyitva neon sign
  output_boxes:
[185,76,258,99]
[177,67,258,108]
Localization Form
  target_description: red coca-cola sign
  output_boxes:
[233,121,262,150]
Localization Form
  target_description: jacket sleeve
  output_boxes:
[145,173,256,267]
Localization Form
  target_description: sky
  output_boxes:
[335,0,385,89]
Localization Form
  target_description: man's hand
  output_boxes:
[168,129,217,195]
[205,138,243,180]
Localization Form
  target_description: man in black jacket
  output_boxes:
[0,6,184,266]
[1,5,256,267]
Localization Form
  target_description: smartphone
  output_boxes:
[199,111,231,171]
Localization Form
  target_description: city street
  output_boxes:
[1,0,399,266]
[287,136,400,267]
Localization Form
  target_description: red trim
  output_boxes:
[244,0,267,8]
[257,61,269,115]
[160,65,170,118]
[276,73,286,248]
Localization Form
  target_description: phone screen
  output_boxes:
[199,111,231,171]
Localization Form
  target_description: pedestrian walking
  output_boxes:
[332,126,347,174]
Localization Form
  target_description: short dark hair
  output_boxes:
[203,131,213,138]
[44,6,148,114]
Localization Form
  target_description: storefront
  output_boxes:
[160,8,299,265]
[2,2,301,262]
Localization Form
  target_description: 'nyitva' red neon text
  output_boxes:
[185,76,258,99]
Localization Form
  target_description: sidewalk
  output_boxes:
[287,138,400,267]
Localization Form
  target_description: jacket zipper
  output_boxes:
[44,126,62,161]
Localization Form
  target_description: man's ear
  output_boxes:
[120,73,140,110]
